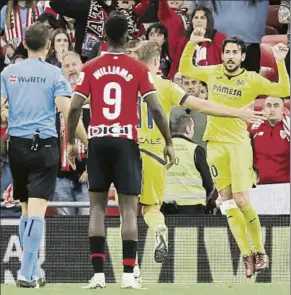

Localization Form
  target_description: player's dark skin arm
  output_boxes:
[144,93,172,145]
[67,93,85,144]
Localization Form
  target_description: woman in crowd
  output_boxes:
[146,23,171,78]
[158,0,189,61]
[49,0,117,62]
[169,6,226,79]
[0,0,40,53]
[12,12,61,59]
[46,28,73,67]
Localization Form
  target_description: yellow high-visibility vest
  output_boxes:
[164,137,206,206]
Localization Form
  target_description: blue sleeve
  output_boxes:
[1,66,9,99]
[0,5,7,30]
[54,72,72,97]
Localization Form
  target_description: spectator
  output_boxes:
[0,103,11,195]
[213,0,269,73]
[180,75,207,148]
[9,53,25,64]
[117,0,149,40]
[162,114,214,215]
[49,0,117,61]
[12,12,61,59]
[125,39,140,59]
[146,23,171,78]
[158,0,189,62]
[169,6,226,79]
[199,81,208,100]
[61,16,76,47]
[53,51,89,216]
[0,0,40,53]
[181,76,201,96]
[46,28,73,67]
[278,0,290,76]
[251,97,290,184]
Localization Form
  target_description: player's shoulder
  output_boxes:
[244,68,261,80]
[1,61,23,76]
[153,75,170,88]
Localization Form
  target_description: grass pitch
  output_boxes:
[1,283,289,295]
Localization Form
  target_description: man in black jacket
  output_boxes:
[49,0,116,61]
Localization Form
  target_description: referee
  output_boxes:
[0,23,79,288]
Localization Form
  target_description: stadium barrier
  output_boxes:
[1,215,289,284]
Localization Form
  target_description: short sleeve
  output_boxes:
[74,65,91,99]
[169,81,189,106]
[1,66,9,99]
[138,64,156,100]
[54,72,72,97]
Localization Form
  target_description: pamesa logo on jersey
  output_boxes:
[213,85,242,99]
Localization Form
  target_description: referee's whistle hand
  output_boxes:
[66,143,81,170]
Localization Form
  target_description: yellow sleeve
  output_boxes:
[254,61,290,97]
[178,42,216,83]
[169,81,188,106]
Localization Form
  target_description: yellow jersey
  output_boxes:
[179,42,290,143]
[138,75,187,159]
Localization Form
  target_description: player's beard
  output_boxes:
[223,62,241,73]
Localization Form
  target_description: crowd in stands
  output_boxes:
[0,0,290,217]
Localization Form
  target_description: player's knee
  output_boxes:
[121,216,138,241]
[233,192,250,208]
[221,199,238,212]
[28,198,48,218]
[142,205,160,216]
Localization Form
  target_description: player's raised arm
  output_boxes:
[181,95,264,124]
[254,43,290,97]
[179,28,215,83]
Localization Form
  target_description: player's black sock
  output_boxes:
[122,240,137,273]
[89,236,105,273]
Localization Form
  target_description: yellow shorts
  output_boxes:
[139,150,166,206]
[207,139,256,193]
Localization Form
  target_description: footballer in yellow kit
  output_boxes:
[136,40,268,264]
[138,75,187,206]
[179,28,290,277]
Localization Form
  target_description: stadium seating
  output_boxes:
[261,34,288,45]
[253,97,290,111]
[266,5,282,30]
[265,25,279,35]
[260,43,279,82]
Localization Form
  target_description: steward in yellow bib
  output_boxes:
[162,113,214,215]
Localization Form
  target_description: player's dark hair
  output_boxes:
[105,11,128,47]
[222,36,247,54]
[170,114,194,135]
[25,23,49,51]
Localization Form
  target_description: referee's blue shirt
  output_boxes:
[1,58,72,139]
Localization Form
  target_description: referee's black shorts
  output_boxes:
[8,136,59,202]
[87,137,142,196]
